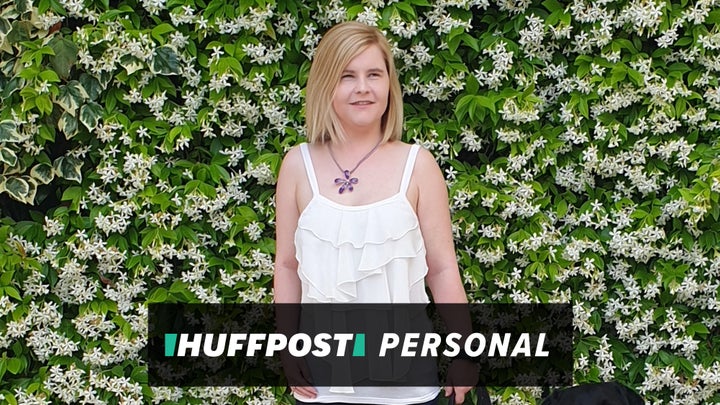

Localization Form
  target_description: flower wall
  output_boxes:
[1,0,720,403]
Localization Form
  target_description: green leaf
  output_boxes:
[6,358,22,374]
[461,34,480,53]
[610,64,627,85]
[169,280,188,293]
[152,46,180,75]
[98,5,135,21]
[627,69,643,86]
[577,97,589,118]
[0,121,22,143]
[557,199,568,217]
[54,156,83,183]
[30,163,54,184]
[455,94,474,121]
[0,269,14,285]
[3,286,21,301]
[0,148,17,166]
[80,102,104,130]
[151,23,176,43]
[39,70,61,83]
[543,0,563,12]
[131,366,147,384]
[687,322,709,336]
[148,287,169,303]
[475,95,496,112]
[707,9,720,24]
[35,94,54,115]
[39,125,55,142]
[61,186,82,202]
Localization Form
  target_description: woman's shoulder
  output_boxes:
[401,142,438,171]
[281,143,306,161]
[278,144,307,178]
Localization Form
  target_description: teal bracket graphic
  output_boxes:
[165,333,177,357]
[352,333,365,357]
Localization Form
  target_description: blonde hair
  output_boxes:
[305,21,403,144]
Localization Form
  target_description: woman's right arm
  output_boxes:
[273,146,303,304]
[274,147,319,398]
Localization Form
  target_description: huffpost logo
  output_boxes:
[163,332,549,358]
[164,333,367,357]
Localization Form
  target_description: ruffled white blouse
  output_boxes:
[292,143,439,404]
[295,143,430,304]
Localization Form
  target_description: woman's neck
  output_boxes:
[332,131,384,154]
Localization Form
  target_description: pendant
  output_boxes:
[334,170,358,194]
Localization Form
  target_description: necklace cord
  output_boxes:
[327,138,383,175]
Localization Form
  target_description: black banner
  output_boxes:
[148,303,572,387]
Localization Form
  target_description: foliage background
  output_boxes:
[2,0,720,403]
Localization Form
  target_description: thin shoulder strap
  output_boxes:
[399,144,421,194]
[299,143,319,195]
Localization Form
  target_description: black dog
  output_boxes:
[542,382,644,405]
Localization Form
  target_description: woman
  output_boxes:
[274,21,471,404]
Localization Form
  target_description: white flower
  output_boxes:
[244,221,263,241]
[356,6,380,26]
[141,0,166,15]
[43,216,65,237]
[247,162,276,185]
[275,13,298,36]
[220,145,245,167]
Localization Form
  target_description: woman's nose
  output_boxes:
[354,78,369,93]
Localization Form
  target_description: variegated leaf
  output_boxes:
[0,147,17,166]
[59,112,79,138]
[1,76,23,99]
[56,81,87,116]
[5,176,30,203]
[79,73,102,101]
[30,163,54,184]
[152,46,180,75]
[121,55,145,75]
[0,120,22,143]
[0,18,11,35]
[79,102,103,131]
[24,177,38,204]
[15,0,32,14]
[54,156,83,183]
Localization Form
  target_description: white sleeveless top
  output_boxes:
[293,143,439,404]
[295,143,430,304]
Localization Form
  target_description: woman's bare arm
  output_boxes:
[413,148,467,304]
[273,146,303,304]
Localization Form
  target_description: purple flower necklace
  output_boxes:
[327,139,383,194]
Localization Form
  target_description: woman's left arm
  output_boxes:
[413,147,475,404]
[413,148,467,304]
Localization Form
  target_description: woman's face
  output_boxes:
[332,44,390,137]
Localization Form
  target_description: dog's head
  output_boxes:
[542,382,644,405]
